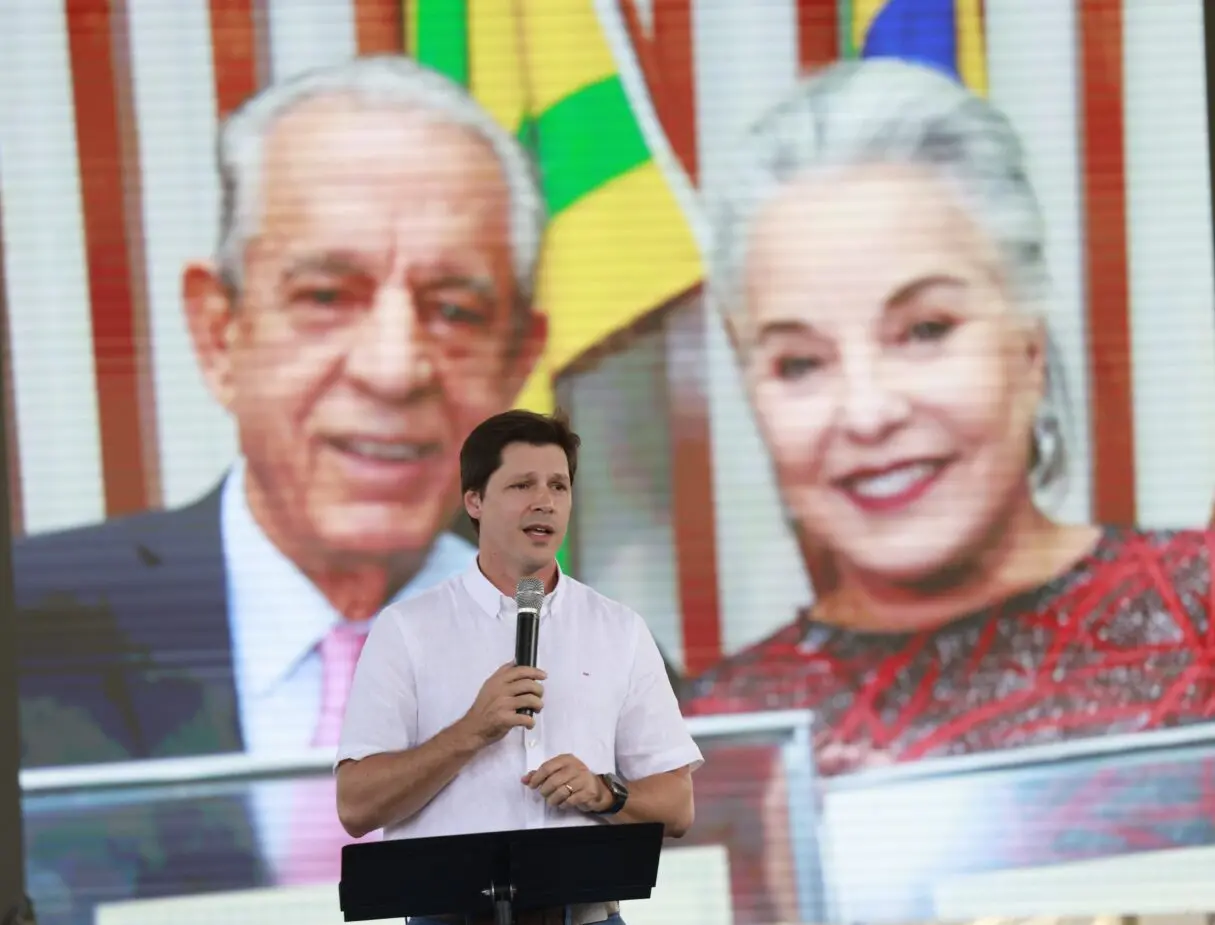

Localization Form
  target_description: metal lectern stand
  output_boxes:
[339,822,664,924]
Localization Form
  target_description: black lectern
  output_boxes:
[338,822,664,923]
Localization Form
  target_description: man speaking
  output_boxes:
[335,410,703,925]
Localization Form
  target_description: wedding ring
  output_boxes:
[564,784,575,795]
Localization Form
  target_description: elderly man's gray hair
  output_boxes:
[215,55,545,307]
[708,58,1069,503]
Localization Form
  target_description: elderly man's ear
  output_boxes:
[507,308,549,393]
[182,261,239,409]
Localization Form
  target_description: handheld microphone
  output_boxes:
[514,577,544,716]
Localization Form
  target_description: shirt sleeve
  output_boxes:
[334,603,418,771]
[615,611,705,781]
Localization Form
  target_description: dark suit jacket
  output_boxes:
[14,487,267,924]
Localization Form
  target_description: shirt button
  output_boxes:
[527,738,537,748]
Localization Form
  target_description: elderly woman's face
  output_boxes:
[741,165,1045,583]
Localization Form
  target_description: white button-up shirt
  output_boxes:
[336,562,704,840]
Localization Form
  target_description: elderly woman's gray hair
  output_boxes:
[215,55,545,307]
[707,58,1069,503]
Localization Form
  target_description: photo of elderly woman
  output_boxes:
[673,56,1215,923]
[682,58,1215,764]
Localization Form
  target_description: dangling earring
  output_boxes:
[1030,407,1061,490]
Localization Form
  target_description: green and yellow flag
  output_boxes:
[406,0,704,413]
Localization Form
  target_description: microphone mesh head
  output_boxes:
[515,577,544,611]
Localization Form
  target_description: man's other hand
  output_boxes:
[523,754,610,812]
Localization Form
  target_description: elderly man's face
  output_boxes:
[186,99,544,567]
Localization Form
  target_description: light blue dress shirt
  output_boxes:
[218,460,476,869]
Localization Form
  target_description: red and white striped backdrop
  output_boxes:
[1,0,1212,665]
[0,0,410,542]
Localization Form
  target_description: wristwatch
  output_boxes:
[595,772,629,815]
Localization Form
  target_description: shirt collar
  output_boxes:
[222,460,476,696]
[461,558,566,621]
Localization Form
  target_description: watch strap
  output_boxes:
[596,772,628,815]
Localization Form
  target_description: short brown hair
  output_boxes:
[459,410,581,534]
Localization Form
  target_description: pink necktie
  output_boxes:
[281,623,379,885]
[313,623,367,748]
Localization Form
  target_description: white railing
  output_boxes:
[23,709,1215,924]
[19,708,813,792]
[821,718,1215,792]
[19,708,823,924]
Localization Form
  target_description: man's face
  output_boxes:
[185,99,545,566]
[465,442,572,578]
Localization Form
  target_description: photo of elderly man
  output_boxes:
[15,55,548,899]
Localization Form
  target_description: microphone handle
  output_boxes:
[515,610,539,716]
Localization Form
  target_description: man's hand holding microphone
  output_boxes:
[459,661,547,743]
[452,578,615,814]
[457,576,547,744]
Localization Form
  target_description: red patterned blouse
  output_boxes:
[679,528,1215,923]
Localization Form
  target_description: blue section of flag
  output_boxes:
[861,0,959,81]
